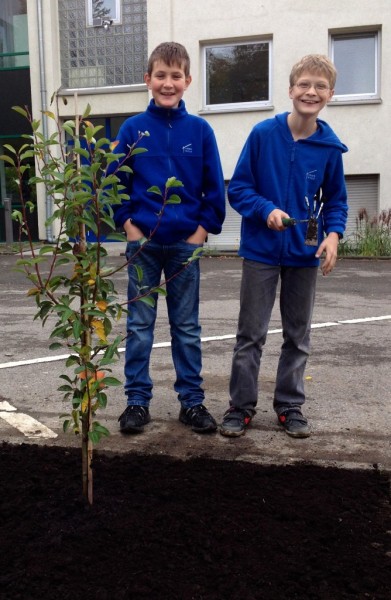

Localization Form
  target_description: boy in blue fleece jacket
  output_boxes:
[220,54,348,439]
[114,42,225,435]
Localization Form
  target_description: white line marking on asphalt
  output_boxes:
[0,410,57,439]
[0,314,390,441]
[0,401,17,411]
[0,315,390,371]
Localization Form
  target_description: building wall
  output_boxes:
[27,0,391,240]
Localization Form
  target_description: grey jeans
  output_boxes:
[229,259,318,415]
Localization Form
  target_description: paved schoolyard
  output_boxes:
[0,248,390,471]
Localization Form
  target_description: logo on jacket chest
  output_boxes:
[306,170,317,181]
[182,143,193,154]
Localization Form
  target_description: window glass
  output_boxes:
[86,0,121,27]
[204,41,271,109]
[0,0,29,69]
[332,32,379,100]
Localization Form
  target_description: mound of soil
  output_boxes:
[0,442,390,600]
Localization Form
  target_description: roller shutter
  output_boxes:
[206,185,241,251]
[344,175,379,239]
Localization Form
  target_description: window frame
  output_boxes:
[201,38,273,113]
[86,0,122,27]
[329,28,381,104]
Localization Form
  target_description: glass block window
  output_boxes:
[58,0,147,89]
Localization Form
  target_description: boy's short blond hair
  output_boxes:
[147,42,190,77]
[289,54,337,89]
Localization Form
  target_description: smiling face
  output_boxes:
[144,60,192,109]
[289,70,334,118]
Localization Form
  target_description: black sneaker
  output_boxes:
[118,405,150,433]
[219,407,253,437]
[277,409,311,438]
[179,404,217,433]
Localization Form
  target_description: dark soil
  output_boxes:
[0,443,390,600]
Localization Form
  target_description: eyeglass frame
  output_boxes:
[293,81,332,92]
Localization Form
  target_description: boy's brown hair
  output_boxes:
[289,54,337,89]
[147,42,191,76]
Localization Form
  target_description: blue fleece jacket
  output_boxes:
[111,99,225,243]
[228,112,348,267]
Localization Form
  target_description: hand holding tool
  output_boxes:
[282,217,310,227]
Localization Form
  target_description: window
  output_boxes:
[59,0,147,90]
[0,0,29,69]
[330,30,380,102]
[86,0,121,27]
[202,40,272,111]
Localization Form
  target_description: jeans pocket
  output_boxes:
[125,239,142,260]
[181,239,204,249]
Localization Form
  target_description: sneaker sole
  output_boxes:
[179,417,217,433]
[219,426,246,437]
[278,421,311,438]
[283,428,311,438]
[119,425,146,434]
[119,416,151,434]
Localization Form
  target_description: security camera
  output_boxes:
[102,19,113,30]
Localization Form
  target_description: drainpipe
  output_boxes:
[36,0,54,242]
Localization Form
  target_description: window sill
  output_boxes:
[329,98,382,106]
[58,83,147,96]
[199,105,274,115]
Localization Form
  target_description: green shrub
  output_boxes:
[339,208,391,257]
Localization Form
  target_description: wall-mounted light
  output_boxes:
[92,17,113,30]
[102,19,113,30]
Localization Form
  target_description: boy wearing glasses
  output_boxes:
[220,54,348,438]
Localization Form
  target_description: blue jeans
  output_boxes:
[229,259,318,415]
[124,240,204,408]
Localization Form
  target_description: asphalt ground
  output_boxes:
[0,246,390,471]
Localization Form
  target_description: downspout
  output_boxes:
[36,0,54,242]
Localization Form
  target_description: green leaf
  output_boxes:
[19,150,35,161]
[58,384,74,392]
[12,105,28,118]
[39,245,56,255]
[82,104,92,119]
[129,263,142,282]
[101,376,122,387]
[167,194,181,204]
[131,147,148,155]
[94,137,110,150]
[3,144,17,154]
[0,154,16,166]
[42,110,56,120]
[49,342,63,350]
[92,422,110,435]
[59,374,74,383]
[62,419,71,433]
[63,119,76,129]
[66,355,81,367]
[166,176,183,188]
[72,319,83,340]
[187,246,205,262]
[147,185,162,196]
[88,431,100,444]
[73,147,90,160]
[139,295,155,307]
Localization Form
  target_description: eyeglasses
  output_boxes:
[294,82,330,92]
